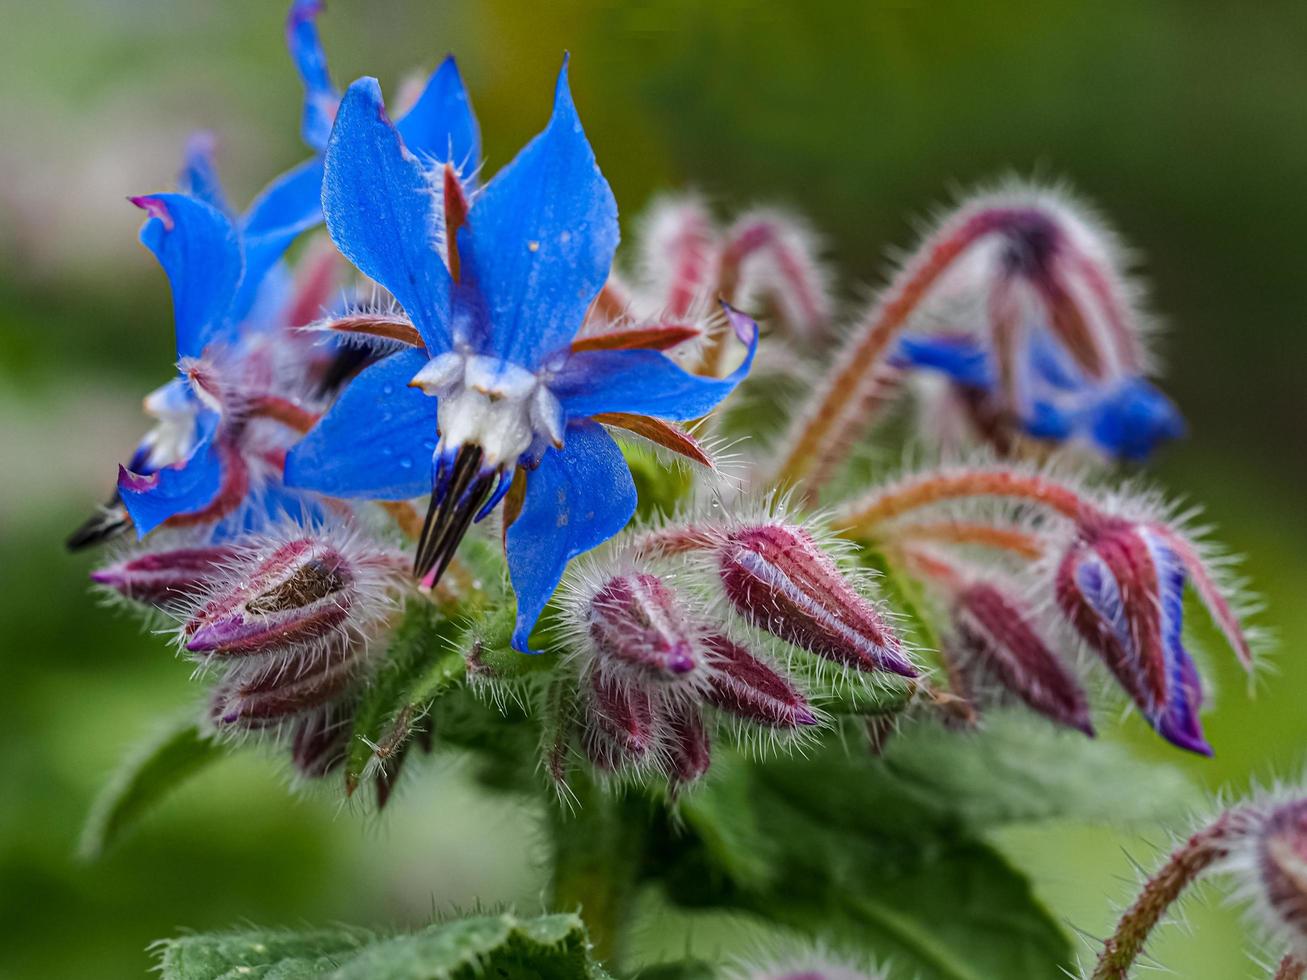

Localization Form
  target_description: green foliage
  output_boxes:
[154,913,613,980]
[80,714,226,860]
[650,745,1074,979]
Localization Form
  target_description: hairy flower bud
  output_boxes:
[91,544,240,607]
[661,700,711,789]
[581,670,657,771]
[587,573,698,680]
[702,633,817,729]
[181,531,399,657]
[955,581,1094,735]
[290,706,351,779]
[716,524,914,677]
[1257,801,1307,947]
[209,649,358,728]
[1055,517,1208,754]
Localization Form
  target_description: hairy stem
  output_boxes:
[1274,954,1306,980]
[1091,814,1234,979]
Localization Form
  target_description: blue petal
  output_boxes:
[1145,530,1211,755]
[133,194,244,359]
[506,419,636,651]
[237,158,325,322]
[458,60,618,369]
[285,0,338,151]
[396,56,481,176]
[895,335,994,389]
[284,348,437,499]
[179,132,231,215]
[1023,399,1076,440]
[118,411,223,536]
[1026,328,1086,391]
[1087,378,1186,461]
[550,304,759,421]
[322,78,453,354]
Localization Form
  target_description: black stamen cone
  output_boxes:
[66,494,132,552]
[414,444,498,586]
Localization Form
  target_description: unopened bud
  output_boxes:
[586,573,698,680]
[717,524,915,677]
[1256,800,1307,948]
[581,670,657,771]
[955,582,1093,736]
[182,533,396,657]
[209,649,357,728]
[661,701,711,789]
[290,706,350,779]
[702,633,817,729]
[91,544,240,607]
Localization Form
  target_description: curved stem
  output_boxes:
[836,468,1092,531]
[1091,814,1234,979]
[877,519,1045,560]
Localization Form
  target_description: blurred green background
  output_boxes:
[2,1,1305,977]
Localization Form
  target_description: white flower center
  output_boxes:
[139,380,200,469]
[411,352,563,469]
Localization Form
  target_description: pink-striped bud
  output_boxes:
[955,582,1093,736]
[661,701,711,789]
[1257,801,1307,947]
[702,633,817,729]
[290,707,350,779]
[209,651,357,728]
[91,544,240,607]
[716,524,915,677]
[584,573,699,681]
[181,532,398,657]
[581,670,657,771]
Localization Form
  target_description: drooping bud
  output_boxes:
[954,581,1094,736]
[660,700,711,790]
[181,531,399,657]
[580,670,657,772]
[701,633,817,729]
[290,705,351,779]
[586,573,698,681]
[1257,801,1307,949]
[716,524,915,677]
[209,648,358,728]
[91,544,241,607]
[1055,516,1209,754]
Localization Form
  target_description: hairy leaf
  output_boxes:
[80,714,226,859]
[154,913,612,980]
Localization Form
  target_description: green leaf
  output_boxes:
[633,962,718,980]
[80,714,226,859]
[154,913,613,980]
[653,744,1073,979]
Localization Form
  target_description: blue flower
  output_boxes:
[894,326,1184,460]
[284,64,759,651]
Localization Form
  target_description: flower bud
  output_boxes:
[91,544,240,607]
[581,669,657,772]
[1055,517,1208,754]
[181,531,398,657]
[587,573,698,680]
[290,706,350,779]
[661,700,711,790]
[1257,801,1307,946]
[955,582,1093,736]
[716,524,914,677]
[702,633,817,729]
[209,649,358,728]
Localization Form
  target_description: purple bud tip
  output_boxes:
[89,569,118,586]
[129,195,174,231]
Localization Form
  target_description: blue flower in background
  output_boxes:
[285,64,758,650]
[894,326,1184,461]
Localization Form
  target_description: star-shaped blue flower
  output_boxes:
[284,63,758,651]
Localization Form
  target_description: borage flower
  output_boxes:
[285,64,757,650]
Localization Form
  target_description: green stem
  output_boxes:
[547,774,647,971]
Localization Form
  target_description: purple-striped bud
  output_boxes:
[581,670,657,772]
[1055,517,1208,754]
[955,582,1094,736]
[182,534,395,657]
[290,706,350,779]
[661,701,711,789]
[209,651,358,729]
[716,524,915,677]
[702,633,817,729]
[1257,801,1307,948]
[91,545,240,607]
[586,573,699,680]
